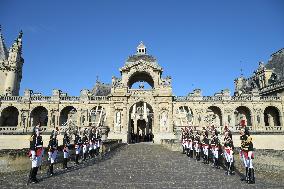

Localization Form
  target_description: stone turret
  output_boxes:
[0,27,24,96]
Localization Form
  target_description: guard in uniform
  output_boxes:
[89,128,95,158]
[47,131,58,176]
[188,128,194,158]
[74,132,82,164]
[82,131,89,161]
[28,126,43,184]
[223,131,235,175]
[62,132,70,169]
[240,128,255,184]
[210,130,221,169]
[96,138,101,156]
[193,131,201,161]
[201,130,210,164]
[183,128,190,156]
[181,128,187,154]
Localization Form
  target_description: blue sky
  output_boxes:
[1,0,284,96]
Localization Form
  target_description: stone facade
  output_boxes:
[0,29,283,143]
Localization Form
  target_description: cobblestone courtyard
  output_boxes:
[1,143,283,189]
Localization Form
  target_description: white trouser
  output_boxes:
[49,150,57,164]
[30,150,38,168]
[212,148,219,159]
[203,146,209,156]
[89,143,94,151]
[187,142,193,150]
[63,148,69,158]
[194,143,200,153]
[75,146,81,155]
[83,144,88,154]
[224,149,234,163]
[241,151,253,168]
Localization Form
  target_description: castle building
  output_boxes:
[0,28,283,143]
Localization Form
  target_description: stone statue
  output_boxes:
[160,111,168,132]
[115,111,121,132]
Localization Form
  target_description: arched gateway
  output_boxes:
[129,101,154,143]
[109,42,175,143]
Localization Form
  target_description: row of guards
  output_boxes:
[27,125,102,184]
[181,123,255,184]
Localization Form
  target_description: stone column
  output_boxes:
[133,119,137,134]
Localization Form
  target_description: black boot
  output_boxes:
[216,158,220,169]
[49,163,54,176]
[75,154,79,164]
[182,146,186,154]
[225,162,229,175]
[248,168,255,184]
[34,167,39,182]
[63,158,67,169]
[230,163,235,175]
[30,167,38,183]
[241,167,248,181]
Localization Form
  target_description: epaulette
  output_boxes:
[247,136,252,143]
[29,135,34,142]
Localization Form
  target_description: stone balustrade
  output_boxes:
[174,125,283,133]
[0,95,109,102]
[88,96,109,101]
[60,96,80,101]
[0,96,22,101]
[173,95,282,102]
[30,96,51,101]
[260,80,284,93]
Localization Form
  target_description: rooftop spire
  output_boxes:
[136,41,146,55]
[0,25,8,60]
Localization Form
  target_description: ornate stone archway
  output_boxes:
[129,101,154,143]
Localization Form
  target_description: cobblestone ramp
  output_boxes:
[1,143,283,189]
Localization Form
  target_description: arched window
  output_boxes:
[59,106,77,126]
[128,72,154,89]
[264,106,281,126]
[235,106,252,126]
[30,106,48,126]
[0,106,19,126]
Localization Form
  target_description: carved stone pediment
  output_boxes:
[120,60,163,73]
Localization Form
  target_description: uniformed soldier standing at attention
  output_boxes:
[82,131,89,161]
[89,128,95,158]
[28,126,43,184]
[188,128,194,158]
[210,130,221,169]
[201,130,210,164]
[181,128,186,154]
[62,132,70,169]
[223,131,235,175]
[240,128,255,184]
[47,131,58,176]
[74,132,82,165]
[193,131,201,161]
